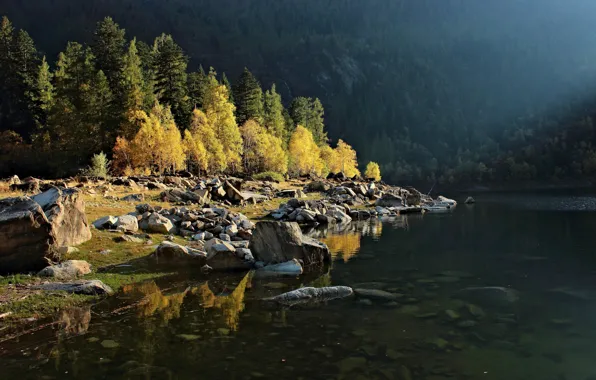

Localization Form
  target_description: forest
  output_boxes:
[0,16,380,182]
[2,0,596,186]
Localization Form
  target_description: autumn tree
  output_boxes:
[123,102,185,174]
[335,139,360,177]
[288,125,324,176]
[365,161,381,181]
[203,71,242,171]
[240,119,287,174]
[187,108,226,174]
[319,144,339,174]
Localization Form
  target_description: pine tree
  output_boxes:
[119,38,145,139]
[91,17,126,91]
[222,72,234,104]
[0,17,15,124]
[188,66,208,109]
[289,97,327,145]
[263,84,287,140]
[233,67,264,125]
[135,40,157,110]
[28,56,54,132]
[152,34,190,128]
[308,98,327,145]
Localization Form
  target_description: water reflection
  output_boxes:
[4,194,596,379]
[191,272,252,331]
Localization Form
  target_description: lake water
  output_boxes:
[3,192,596,380]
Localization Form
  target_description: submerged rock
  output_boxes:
[256,259,303,276]
[354,288,403,301]
[465,196,475,204]
[455,286,519,307]
[263,286,353,306]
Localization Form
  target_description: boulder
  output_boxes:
[147,213,175,234]
[297,209,317,223]
[0,187,92,274]
[193,188,211,204]
[327,209,352,224]
[154,241,206,261]
[375,193,404,207]
[305,181,330,192]
[465,196,475,204]
[250,221,331,266]
[115,215,139,232]
[38,260,92,280]
[36,280,114,295]
[160,189,200,203]
[204,238,252,270]
[92,215,117,229]
[223,181,246,203]
[121,193,144,202]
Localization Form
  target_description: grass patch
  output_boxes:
[0,292,92,320]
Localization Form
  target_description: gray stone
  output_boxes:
[256,259,303,276]
[115,215,139,233]
[465,196,475,204]
[0,187,92,274]
[147,213,175,234]
[264,286,353,306]
[93,215,118,229]
[455,286,519,307]
[250,221,331,266]
[375,193,404,207]
[154,241,206,261]
[37,260,92,280]
[327,209,352,224]
[36,280,114,296]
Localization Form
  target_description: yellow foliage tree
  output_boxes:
[186,108,226,174]
[288,125,325,176]
[240,119,287,174]
[112,136,132,174]
[335,139,360,178]
[365,161,381,181]
[121,102,186,174]
[203,76,243,172]
[319,144,340,174]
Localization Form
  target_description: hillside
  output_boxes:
[2,0,596,184]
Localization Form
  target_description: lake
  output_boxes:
[2,192,596,380]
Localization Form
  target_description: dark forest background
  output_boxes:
[3,0,596,186]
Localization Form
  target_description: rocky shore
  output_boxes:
[0,173,453,321]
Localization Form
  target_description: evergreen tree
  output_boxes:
[91,17,126,91]
[152,34,190,128]
[135,40,157,111]
[233,67,264,125]
[188,66,208,110]
[308,98,327,144]
[263,84,287,140]
[222,72,234,104]
[0,16,15,129]
[28,56,53,133]
[290,96,327,145]
[120,38,145,139]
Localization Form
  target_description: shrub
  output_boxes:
[82,152,111,178]
[253,171,285,183]
[364,161,381,181]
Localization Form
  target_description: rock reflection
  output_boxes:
[58,306,91,337]
[191,272,252,331]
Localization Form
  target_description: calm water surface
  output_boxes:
[3,192,596,380]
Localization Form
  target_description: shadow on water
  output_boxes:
[4,192,596,379]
